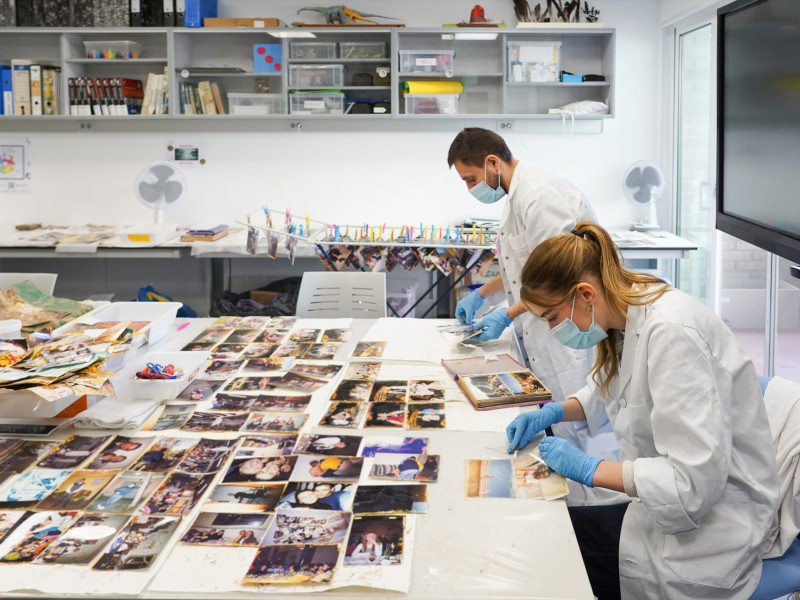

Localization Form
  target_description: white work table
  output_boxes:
[0,317,593,600]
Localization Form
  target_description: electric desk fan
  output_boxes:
[126,161,188,244]
[623,160,664,232]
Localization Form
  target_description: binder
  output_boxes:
[0,0,16,25]
[163,0,175,25]
[184,0,216,28]
[141,0,163,26]
[43,0,70,26]
[29,64,43,115]
[11,59,32,116]
[1,66,13,115]
[175,0,184,25]
[119,77,144,114]
[42,66,61,115]
[129,0,141,26]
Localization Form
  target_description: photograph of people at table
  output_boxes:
[505,222,779,599]
[448,127,622,506]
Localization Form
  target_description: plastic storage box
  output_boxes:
[340,41,387,59]
[228,93,285,115]
[404,93,459,115]
[507,41,561,83]
[289,91,345,115]
[288,64,344,88]
[56,301,183,346]
[398,49,455,76]
[113,351,209,401]
[83,40,142,59]
[289,42,337,59]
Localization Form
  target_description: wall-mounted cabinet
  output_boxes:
[0,26,614,127]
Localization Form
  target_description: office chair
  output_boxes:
[0,272,58,295]
[751,374,800,600]
[296,272,387,318]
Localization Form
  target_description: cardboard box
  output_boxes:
[203,17,283,28]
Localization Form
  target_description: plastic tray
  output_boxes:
[83,40,142,59]
[56,301,182,346]
[113,351,209,401]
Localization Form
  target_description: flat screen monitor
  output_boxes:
[717,0,800,263]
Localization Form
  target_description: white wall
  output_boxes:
[660,0,719,25]
[6,0,662,232]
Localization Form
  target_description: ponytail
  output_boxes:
[520,222,670,395]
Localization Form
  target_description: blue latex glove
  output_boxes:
[539,436,603,488]
[472,308,513,341]
[455,290,485,326]
[506,402,564,453]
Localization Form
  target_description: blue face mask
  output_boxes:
[549,294,608,350]
[469,160,506,204]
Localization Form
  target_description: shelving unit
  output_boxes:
[0,26,614,127]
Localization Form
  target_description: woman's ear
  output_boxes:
[576,282,598,307]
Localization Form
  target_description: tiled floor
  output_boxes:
[732,329,800,383]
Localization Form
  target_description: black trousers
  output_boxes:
[567,502,628,600]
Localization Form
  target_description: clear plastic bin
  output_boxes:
[340,42,387,59]
[404,93,459,115]
[398,49,455,77]
[288,64,344,88]
[289,42,337,59]
[228,93,285,115]
[289,92,345,115]
[507,41,561,83]
[83,40,142,59]
[114,351,210,401]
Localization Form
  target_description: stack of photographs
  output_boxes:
[464,449,568,500]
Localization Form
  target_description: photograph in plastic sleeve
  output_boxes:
[406,403,446,429]
[224,376,277,393]
[180,411,249,433]
[271,371,328,393]
[204,483,285,512]
[0,469,71,506]
[243,411,308,434]
[33,512,127,565]
[36,469,117,511]
[238,316,272,329]
[139,472,214,516]
[222,456,297,484]
[344,515,404,566]
[85,436,149,470]
[0,510,77,563]
[235,435,296,458]
[511,449,569,500]
[130,437,200,473]
[190,328,232,344]
[369,381,408,403]
[351,341,386,358]
[254,329,290,344]
[208,316,243,329]
[321,328,352,343]
[299,343,341,361]
[331,379,373,402]
[275,342,311,357]
[180,511,271,546]
[176,379,226,402]
[225,329,261,345]
[241,357,292,374]
[210,343,247,359]
[343,361,381,380]
[140,403,195,432]
[289,362,342,381]
[242,543,339,585]
[203,359,244,377]
[250,394,312,413]
[364,402,406,428]
[92,515,181,571]
[0,510,28,542]
[277,482,354,511]
[351,484,428,514]
[294,434,362,457]
[359,437,429,458]
[0,339,27,368]
[181,342,216,352]
[209,393,256,412]
[176,438,238,474]
[0,441,58,479]
[291,455,364,482]
[464,459,514,498]
[240,343,278,359]
[370,453,440,482]
[0,440,23,462]
[264,508,351,545]
[408,379,446,402]
[289,328,321,343]
[320,402,367,428]
[391,245,418,270]
[85,472,166,514]
[37,435,110,470]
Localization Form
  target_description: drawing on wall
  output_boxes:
[0,138,31,192]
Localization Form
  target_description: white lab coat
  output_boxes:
[574,287,780,599]
[496,161,624,505]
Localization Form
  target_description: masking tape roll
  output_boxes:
[402,80,464,95]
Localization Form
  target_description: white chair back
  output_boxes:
[296,272,386,318]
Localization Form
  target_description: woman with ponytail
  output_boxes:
[506,222,779,599]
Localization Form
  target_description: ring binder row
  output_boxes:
[5,0,194,27]
[0,59,61,116]
[67,77,144,116]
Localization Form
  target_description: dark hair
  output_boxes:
[447,127,513,168]
[520,221,671,395]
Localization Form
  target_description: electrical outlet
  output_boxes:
[496,120,514,132]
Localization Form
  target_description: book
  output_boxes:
[180,224,229,242]
[11,59,31,116]
[210,81,224,114]
[197,80,216,114]
[441,353,551,410]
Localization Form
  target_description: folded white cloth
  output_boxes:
[73,395,162,430]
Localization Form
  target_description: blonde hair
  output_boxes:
[520,221,671,395]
